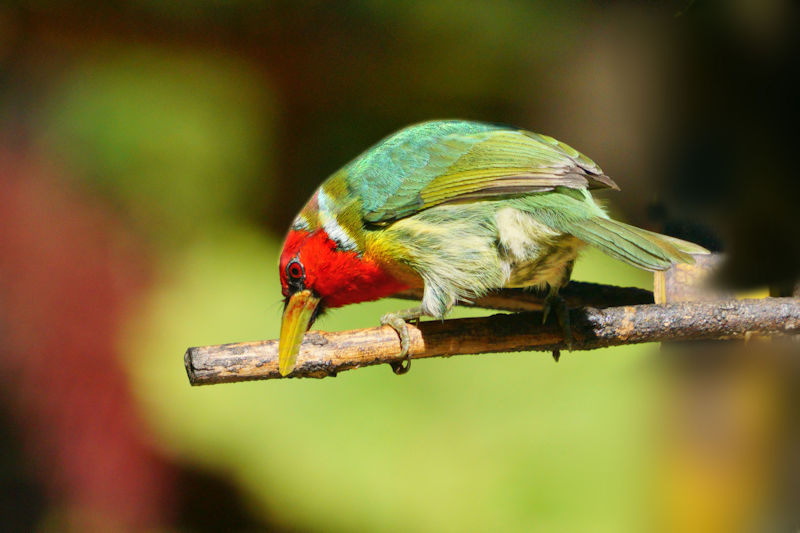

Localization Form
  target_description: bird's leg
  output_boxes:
[380,306,425,375]
[542,287,572,360]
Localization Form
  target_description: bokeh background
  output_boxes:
[1,1,798,531]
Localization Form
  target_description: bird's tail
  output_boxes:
[564,216,709,271]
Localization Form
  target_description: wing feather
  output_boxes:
[344,121,617,224]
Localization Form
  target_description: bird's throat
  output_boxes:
[318,252,411,308]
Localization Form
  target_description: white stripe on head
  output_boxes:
[317,189,358,252]
[291,214,311,231]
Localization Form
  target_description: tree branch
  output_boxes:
[185,297,800,384]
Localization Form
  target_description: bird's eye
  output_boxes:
[286,259,305,281]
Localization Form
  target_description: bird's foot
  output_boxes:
[380,307,423,375]
[542,292,572,360]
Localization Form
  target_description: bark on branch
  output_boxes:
[185,297,800,385]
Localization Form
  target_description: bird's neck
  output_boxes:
[319,248,410,308]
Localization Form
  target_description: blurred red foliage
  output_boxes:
[0,149,174,530]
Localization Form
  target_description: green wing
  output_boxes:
[344,120,617,224]
[559,217,708,271]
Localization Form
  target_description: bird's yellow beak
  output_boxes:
[278,289,320,376]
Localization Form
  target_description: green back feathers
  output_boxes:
[342,120,617,224]
[307,120,707,274]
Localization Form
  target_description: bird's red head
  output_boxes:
[277,228,408,376]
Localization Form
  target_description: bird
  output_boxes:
[277,120,708,376]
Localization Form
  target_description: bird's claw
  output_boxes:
[381,312,412,375]
[542,292,573,360]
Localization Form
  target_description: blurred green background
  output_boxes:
[1,1,797,532]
